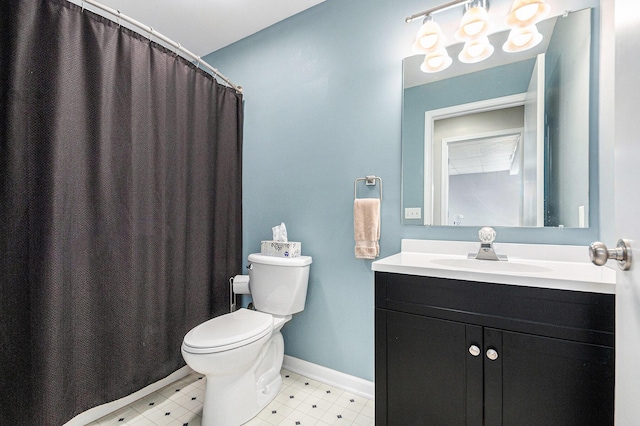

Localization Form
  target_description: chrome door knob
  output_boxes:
[486,348,499,361]
[589,239,632,270]
[469,345,481,357]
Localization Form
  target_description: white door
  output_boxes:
[614,0,640,422]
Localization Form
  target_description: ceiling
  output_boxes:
[71,0,325,57]
[448,133,521,176]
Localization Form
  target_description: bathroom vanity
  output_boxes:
[373,240,615,426]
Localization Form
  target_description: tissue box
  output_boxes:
[260,241,301,258]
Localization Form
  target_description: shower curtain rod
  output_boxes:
[80,0,243,94]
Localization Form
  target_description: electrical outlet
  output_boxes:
[405,207,422,219]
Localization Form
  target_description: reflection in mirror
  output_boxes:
[438,108,524,227]
[402,7,596,228]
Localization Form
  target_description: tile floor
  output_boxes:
[89,370,374,426]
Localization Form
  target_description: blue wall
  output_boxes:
[204,0,600,381]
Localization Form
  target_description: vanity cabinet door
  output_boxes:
[484,328,614,426]
[384,310,483,426]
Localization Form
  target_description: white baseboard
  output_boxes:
[64,366,193,426]
[283,355,374,400]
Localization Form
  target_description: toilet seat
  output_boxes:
[182,309,273,354]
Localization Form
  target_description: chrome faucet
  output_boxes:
[468,227,507,261]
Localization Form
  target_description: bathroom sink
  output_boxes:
[371,239,617,294]
[429,258,552,273]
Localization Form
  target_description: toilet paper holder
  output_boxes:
[229,274,251,312]
[229,277,237,312]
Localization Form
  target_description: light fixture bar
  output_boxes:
[405,0,474,23]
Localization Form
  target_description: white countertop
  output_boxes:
[372,240,616,294]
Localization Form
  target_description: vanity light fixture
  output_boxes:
[454,0,493,42]
[502,24,543,52]
[406,0,494,73]
[412,15,447,54]
[407,0,549,73]
[505,0,550,28]
[459,36,495,63]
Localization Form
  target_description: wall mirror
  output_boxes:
[402,6,598,228]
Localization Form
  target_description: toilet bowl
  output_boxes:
[182,309,290,426]
[181,254,312,426]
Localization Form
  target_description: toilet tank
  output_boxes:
[248,253,312,315]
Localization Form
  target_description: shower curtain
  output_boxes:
[0,0,243,424]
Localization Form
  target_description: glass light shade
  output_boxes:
[502,25,543,52]
[505,0,550,28]
[420,48,453,73]
[455,5,492,42]
[458,37,495,63]
[412,19,446,54]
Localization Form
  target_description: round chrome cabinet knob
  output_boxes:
[469,345,481,357]
[486,348,499,361]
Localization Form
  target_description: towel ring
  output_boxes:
[354,175,382,201]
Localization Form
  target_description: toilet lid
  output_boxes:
[182,309,273,354]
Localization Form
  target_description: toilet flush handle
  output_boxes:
[246,263,253,270]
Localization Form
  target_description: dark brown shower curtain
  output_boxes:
[0,0,243,424]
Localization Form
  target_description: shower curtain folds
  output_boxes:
[0,0,243,424]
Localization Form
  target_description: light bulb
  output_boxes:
[468,43,486,57]
[459,37,494,63]
[420,48,453,73]
[420,33,439,49]
[515,4,540,22]
[513,32,533,47]
[503,25,543,52]
[505,0,550,28]
[412,18,446,54]
[428,56,445,68]
[463,20,486,37]
[455,5,493,42]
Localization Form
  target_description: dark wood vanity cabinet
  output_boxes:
[375,272,615,426]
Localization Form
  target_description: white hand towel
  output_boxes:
[354,198,380,259]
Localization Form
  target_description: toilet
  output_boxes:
[181,253,312,426]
